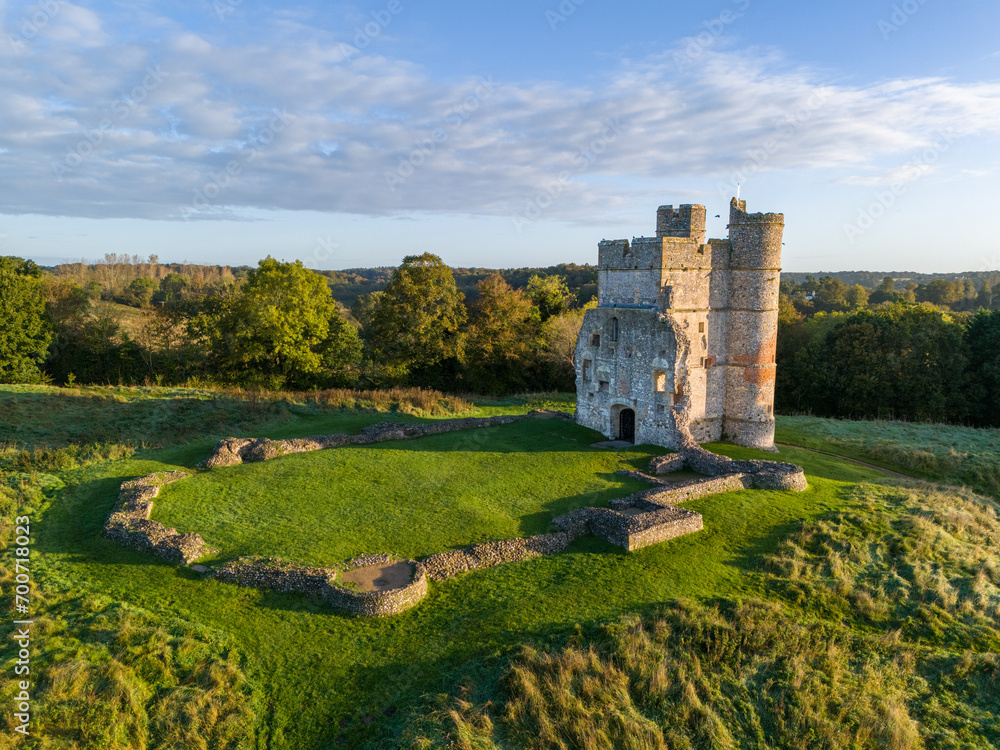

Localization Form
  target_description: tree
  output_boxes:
[845,284,869,311]
[778,292,805,326]
[869,277,900,306]
[159,273,188,304]
[0,257,52,383]
[194,257,361,389]
[813,304,966,421]
[540,300,597,391]
[526,274,573,321]
[464,274,542,395]
[365,253,466,386]
[975,281,993,311]
[127,277,158,307]
[917,279,961,307]
[813,276,849,313]
[965,309,1000,427]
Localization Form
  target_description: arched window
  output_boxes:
[610,317,619,342]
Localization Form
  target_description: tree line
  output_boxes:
[0,253,589,395]
[3,253,999,425]
[777,301,1000,427]
[782,274,1000,315]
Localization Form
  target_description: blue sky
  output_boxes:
[1,0,998,272]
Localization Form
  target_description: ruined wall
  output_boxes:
[574,306,681,448]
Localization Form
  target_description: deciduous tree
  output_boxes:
[0,257,52,383]
[365,253,466,385]
[194,257,361,389]
[464,274,541,395]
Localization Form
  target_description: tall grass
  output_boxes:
[767,481,1000,649]
[776,415,1000,497]
[0,471,262,750]
[0,384,474,461]
[407,599,958,750]
[407,480,1000,749]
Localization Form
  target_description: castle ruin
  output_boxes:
[575,198,784,451]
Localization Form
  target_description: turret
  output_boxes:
[656,204,706,244]
[722,198,784,450]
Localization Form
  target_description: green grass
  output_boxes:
[2,386,998,749]
[777,414,1000,497]
[153,420,654,566]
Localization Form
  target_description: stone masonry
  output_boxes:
[575,199,784,451]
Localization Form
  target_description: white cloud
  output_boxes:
[2,10,1000,223]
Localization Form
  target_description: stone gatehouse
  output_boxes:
[575,198,784,451]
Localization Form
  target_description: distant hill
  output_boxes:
[781,270,999,290]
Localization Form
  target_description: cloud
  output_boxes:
[2,8,1000,223]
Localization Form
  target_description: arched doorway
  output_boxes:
[618,408,635,443]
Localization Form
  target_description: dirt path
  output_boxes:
[775,442,916,480]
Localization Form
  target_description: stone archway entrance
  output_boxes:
[618,408,635,443]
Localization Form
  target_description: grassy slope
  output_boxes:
[3,386,997,748]
[777,414,1000,497]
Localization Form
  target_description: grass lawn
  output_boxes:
[3,385,997,749]
[152,420,659,566]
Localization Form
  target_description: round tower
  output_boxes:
[723,198,783,451]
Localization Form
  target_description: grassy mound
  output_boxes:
[406,481,1000,749]
[4,385,998,749]
[152,420,653,565]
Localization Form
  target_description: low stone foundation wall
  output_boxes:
[200,412,570,469]
[104,471,211,564]
[211,554,429,617]
[552,505,704,552]
[420,532,576,581]
[649,453,686,474]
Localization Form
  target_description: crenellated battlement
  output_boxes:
[656,204,706,243]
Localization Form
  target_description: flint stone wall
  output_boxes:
[211,554,429,617]
[420,532,576,581]
[104,471,211,564]
[551,505,703,552]
[200,412,570,469]
[103,408,806,617]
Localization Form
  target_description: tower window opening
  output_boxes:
[591,333,601,347]
[653,370,667,393]
[698,321,705,333]
[583,359,592,382]
[610,317,619,342]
